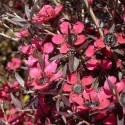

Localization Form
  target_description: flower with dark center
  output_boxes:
[65,34,77,44]
[95,50,105,59]
[52,21,86,54]
[104,33,117,47]
[120,93,125,107]
[72,83,83,94]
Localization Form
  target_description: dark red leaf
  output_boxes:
[63,63,67,78]
[107,78,116,95]
[24,96,39,108]
[37,51,44,71]
[49,54,64,61]
[61,95,71,107]
[68,52,74,73]
[30,1,38,19]
[55,111,71,117]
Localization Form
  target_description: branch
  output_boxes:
[83,0,104,37]
[0,32,19,41]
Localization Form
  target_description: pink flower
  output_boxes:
[7,58,22,70]
[63,74,93,94]
[29,58,62,89]
[52,21,86,53]
[104,76,125,96]
[15,30,30,38]
[83,88,110,110]
[32,4,63,23]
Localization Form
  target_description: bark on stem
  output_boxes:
[83,0,104,37]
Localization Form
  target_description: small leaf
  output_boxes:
[56,98,60,111]
[61,95,71,107]
[49,54,64,61]
[24,96,39,108]
[107,78,116,95]
[68,52,74,73]
[76,40,92,51]
[118,72,123,81]
[37,51,44,71]
[115,102,124,125]
[30,1,38,19]
[114,49,124,56]
[11,17,26,22]
[112,51,118,62]
[109,23,115,33]
[15,72,25,88]
[61,115,67,124]
[10,93,22,109]
[55,111,71,117]
[25,5,30,19]
[73,57,79,71]
[59,81,66,94]
[63,63,67,78]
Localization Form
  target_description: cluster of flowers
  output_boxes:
[1,0,125,125]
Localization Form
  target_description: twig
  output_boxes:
[44,29,55,35]
[0,32,19,41]
[110,0,118,26]
[83,0,104,37]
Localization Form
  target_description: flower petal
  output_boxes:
[116,80,124,92]
[74,35,86,45]
[85,45,94,57]
[67,74,78,84]
[86,59,98,70]
[73,21,84,34]
[60,43,69,53]
[81,75,93,86]
[43,42,54,53]
[60,22,71,34]
[52,34,64,44]
[95,38,105,48]
[54,4,63,15]
[63,84,72,92]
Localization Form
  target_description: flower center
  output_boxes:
[104,33,117,47]
[83,100,100,108]
[95,50,105,59]
[120,93,125,107]
[39,76,49,84]
[72,83,83,94]
[65,34,77,43]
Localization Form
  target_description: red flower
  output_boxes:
[52,21,86,53]
[33,4,63,23]
[7,58,22,70]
